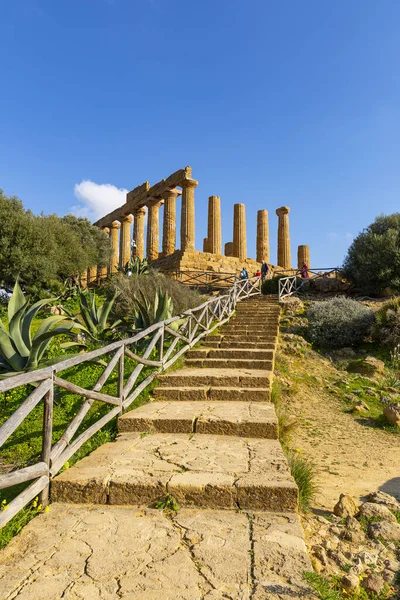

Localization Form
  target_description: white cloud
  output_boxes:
[72,180,129,222]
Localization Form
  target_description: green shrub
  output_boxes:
[261,275,286,294]
[373,297,400,347]
[343,213,400,295]
[307,297,374,348]
[110,273,204,321]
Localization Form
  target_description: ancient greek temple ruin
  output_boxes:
[90,166,310,282]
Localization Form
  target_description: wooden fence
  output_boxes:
[278,268,342,300]
[0,276,261,528]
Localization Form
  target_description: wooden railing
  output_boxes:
[173,269,240,289]
[0,276,261,528]
[278,268,342,300]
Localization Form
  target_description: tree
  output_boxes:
[0,190,111,297]
[343,214,400,295]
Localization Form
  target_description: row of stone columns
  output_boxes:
[92,189,310,280]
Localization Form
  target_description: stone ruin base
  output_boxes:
[151,249,276,279]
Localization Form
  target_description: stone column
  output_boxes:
[207,196,222,255]
[120,215,133,268]
[87,265,97,285]
[162,189,180,256]
[276,206,291,269]
[297,245,310,270]
[147,201,162,261]
[225,242,233,257]
[256,209,270,263]
[110,221,121,273]
[233,203,247,261]
[133,208,146,260]
[97,226,110,280]
[180,179,198,251]
[203,238,210,253]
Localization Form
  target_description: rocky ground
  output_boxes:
[276,296,400,598]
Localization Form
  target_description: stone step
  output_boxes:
[222,340,277,348]
[118,401,278,438]
[187,348,274,360]
[185,358,273,370]
[52,432,298,511]
[153,386,271,402]
[222,335,278,343]
[158,367,272,388]
[221,328,279,336]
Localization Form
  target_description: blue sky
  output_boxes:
[1,0,399,268]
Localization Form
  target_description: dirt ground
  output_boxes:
[276,344,400,512]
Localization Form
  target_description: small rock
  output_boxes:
[334,494,358,518]
[343,516,365,543]
[365,388,378,397]
[353,400,370,413]
[313,546,329,565]
[358,550,378,565]
[347,356,385,376]
[312,557,324,573]
[358,502,397,522]
[369,520,400,542]
[383,402,400,427]
[384,559,400,572]
[342,574,359,592]
[330,526,342,536]
[361,573,385,595]
[329,550,349,569]
[367,491,400,511]
[382,569,397,584]
[48,304,65,315]
[380,395,394,405]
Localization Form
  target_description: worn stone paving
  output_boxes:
[0,296,315,599]
[0,504,313,600]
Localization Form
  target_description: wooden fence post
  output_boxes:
[39,380,53,507]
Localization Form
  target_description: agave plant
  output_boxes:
[133,289,174,330]
[66,289,121,342]
[117,258,150,276]
[0,280,78,377]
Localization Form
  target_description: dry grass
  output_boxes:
[109,272,206,320]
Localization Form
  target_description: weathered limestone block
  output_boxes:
[233,204,247,261]
[256,209,269,263]
[207,195,222,255]
[276,206,291,269]
[180,178,198,251]
[120,214,133,268]
[297,244,310,270]
[133,208,146,259]
[109,221,121,273]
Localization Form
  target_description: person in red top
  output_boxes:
[300,263,309,278]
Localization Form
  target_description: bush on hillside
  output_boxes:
[373,297,400,347]
[109,273,205,321]
[307,297,374,348]
[343,213,400,295]
[261,275,286,295]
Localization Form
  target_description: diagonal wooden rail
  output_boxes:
[278,268,342,300]
[0,276,262,528]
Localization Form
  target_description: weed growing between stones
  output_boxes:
[154,494,180,512]
[270,379,318,512]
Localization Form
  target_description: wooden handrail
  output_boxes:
[0,276,262,528]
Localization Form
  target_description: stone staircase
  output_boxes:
[1,296,314,599]
[52,296,297,512]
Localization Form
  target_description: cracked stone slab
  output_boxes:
[184,358,274,370]
[52,433,298,510]
[118,401,278,438]
[187,348,275,360]
[159,368,272,388]
[0,505,312,600]
[153,386,271,402]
